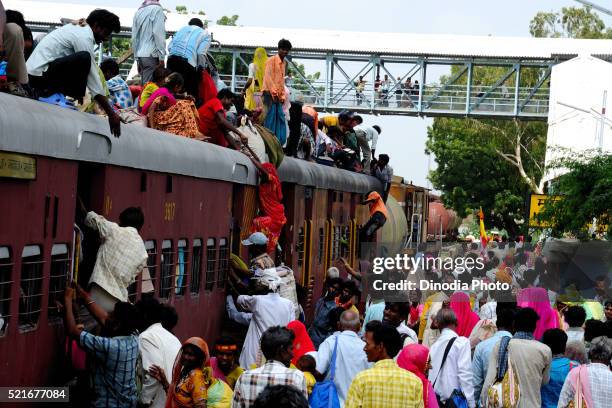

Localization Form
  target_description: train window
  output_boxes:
[19,245,44,330]
[318,228,324,265]
[190,239,202,294]
[341,226,350,259]
[142,240,157,296]
[159,240,174,299]
[332,226,341,260]
[175,239,188,296]
[0,246,12,336]
[339,193,344,203]
[297,227,305,270]
[217,238,229,288]
[48,244,70,321]
[205,238,216,291]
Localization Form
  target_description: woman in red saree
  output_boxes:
[287,320,315,366]
[251,162,287,254]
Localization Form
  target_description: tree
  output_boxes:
[217,15,239,26]
[537,153,612,240]
[176,5,187,15]
[530,6,612,39]
[213,15,249,79]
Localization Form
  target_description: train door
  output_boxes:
[304,188,329,323]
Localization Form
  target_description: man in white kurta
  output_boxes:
[237,271,296,369]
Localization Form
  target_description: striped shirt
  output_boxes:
[231,360,307,408]
[344,359,424,408]
[131,4,166,59]
[79,331,139,408]
[168,25,211,68]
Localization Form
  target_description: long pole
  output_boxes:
[599,90,607,152]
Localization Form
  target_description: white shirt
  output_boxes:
[566,328,585,344]
[237,293,295,369]
[27,24,105,97]
[397,322,419,345]
[428,328,475,408]
[354,125,380,151]
[132,4,167,59]
[85,211,148,302]
[248,63,256,79]
[139,323,181,408]
[315,330,370,406]
[226,295,252,326]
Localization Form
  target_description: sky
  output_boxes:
[32,0,612,189]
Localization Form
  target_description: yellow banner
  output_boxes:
[529,194,561,227]
[0,152,36,180]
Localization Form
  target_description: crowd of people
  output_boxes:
[0,1,392,185]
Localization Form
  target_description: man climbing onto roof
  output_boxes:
[198,87,249,150]
[26,9,122,136]
[360,191,388,244]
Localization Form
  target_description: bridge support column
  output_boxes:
[231,51,238,92]
[513,63,521,116]
[324,54,333,109]
[465,62,473,115]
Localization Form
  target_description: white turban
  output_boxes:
[253,268,282,292]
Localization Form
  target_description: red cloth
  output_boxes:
[397,344,436,408]
[449,292,480,337]
[199,70,218,105]
[287,321,315,366]
[252,163,287,254]
[198,98,227,147]
[129,85,142,100]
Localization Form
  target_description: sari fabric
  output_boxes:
[245,48,268,111]
[166,337,213,408]
[287,320,315,366]
[449,292,480,337]
[397,344,438,408]
[142,87,176,115]
[152,99,202,139]
[252,163,287,254]
[198,70,218,106]
[517,287,560,340]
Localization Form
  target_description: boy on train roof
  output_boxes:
[198,87,249,150]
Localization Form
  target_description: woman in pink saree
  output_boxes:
[449,292,480,337]
[397,344,439,408]
[517,287,560,340]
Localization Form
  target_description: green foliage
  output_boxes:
[288,62,323,94]
[217,15,239,26]
[198,10,206,16]
[214,16,248,78]
[103,38,131,59]
[537,153,612,240]
[176,5,187,15]
[530,6,612,39]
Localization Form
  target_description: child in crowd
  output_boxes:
[138,66,170,111]
[295,355,317,395]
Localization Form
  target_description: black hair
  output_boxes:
[385,302,411,319]
[253,384,309,408]
[163,72,185,91]
[152,66,170,83]
[100,58,120,77]
[86,9,121,34]
[160,303,179,332]
[365,320,403,358]
[523,269,538,286]
[342,279,358,295]
[183,343,206,367]
[6,10,26,29]
[119,207,145,230]
[513,307,539,333]
[260,326,294,360]
[596,274,610,284]
[542,328,568,355]
[353,115,363,124]
[605,299,612,308]
[22,26,33,43]
[217,87,235,100]
[328,306,345,332]
[326,277,344,290]
[372,125,381,134]
[189,18,205,28]
[112,301,140,336]
[378,154,390,163]
[278,38,293,50]
[326,126,344,138]
[584,319,607,342]
[135,297,163,331]
[495,306,515,331]
[469,242,478,251]
[565,305,587,328]
[296,355,316,373]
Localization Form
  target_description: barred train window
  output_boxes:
[175,239,188,296]
[341,226,350,259]
[160,240,174,299]
[143,240,157,295]
[205,238,216,291]
[19,245,44,330]
[297,228,305,269]
[0,246,12,336]
[190,239,202,294]
[217,238,229,288]
[318,228,324,265]
[48,244,70,320]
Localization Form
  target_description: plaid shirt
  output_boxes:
[80,331,139,408]
[344,359,424,408]
[231,360,307,408]
[85,211,148,302]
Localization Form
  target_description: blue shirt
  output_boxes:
[107,76,134,109]
[541,357,578,408]
[308,298,338,349]
[472,330,512,405]
[79,331,139,408]
[168,25,211,68]
[360,300,385,336]
[131,4,166,59]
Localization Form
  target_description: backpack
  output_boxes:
[485,336,520,408]
[309,337,340,408]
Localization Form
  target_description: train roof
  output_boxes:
[0,94,381,194]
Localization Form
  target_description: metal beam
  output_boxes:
[324,54,332,109]
[465,62,473,114]
[424,64,468,109]
[330,60,375,105]
[231,51,237,92]
[287,58,324,103]
[471,65,517,110]
[513,63,522,116]
[371,58,379,111]
[519,66,552,111]
[418,59,425,113]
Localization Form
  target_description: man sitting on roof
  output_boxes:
[26,9,122,136]
[197,87,249,150]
